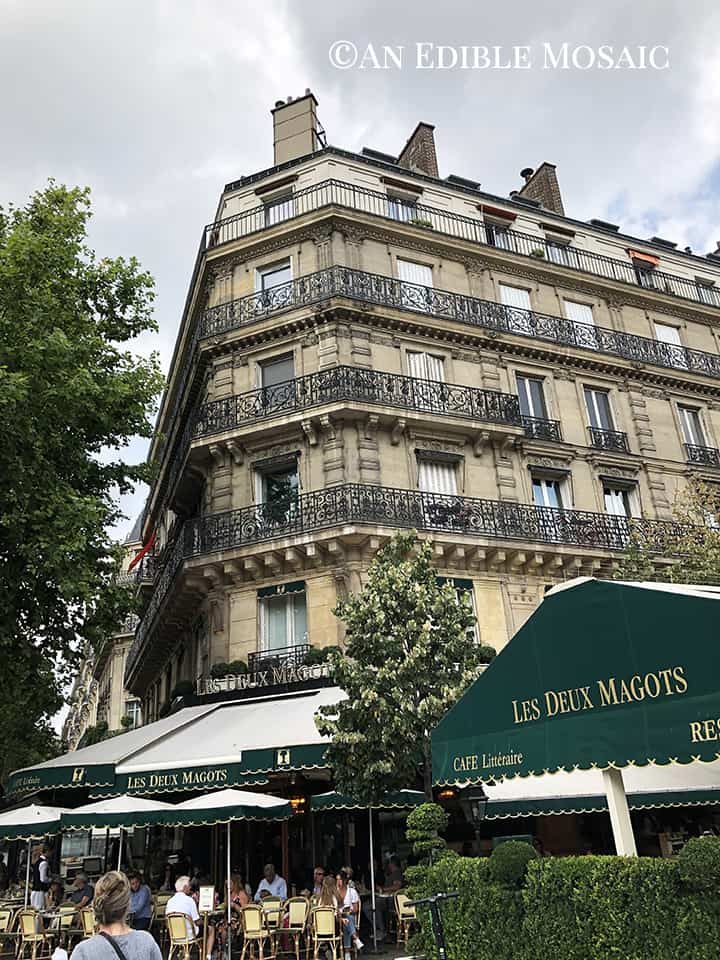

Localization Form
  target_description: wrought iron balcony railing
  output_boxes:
[193,366,524,438]
[247,643,311,674]
[521,416,563,442]
[685,443,720,467]
[125,483,682,681]
[202,179,720,311]
[588,426,631,454]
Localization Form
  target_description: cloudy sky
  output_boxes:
[2,0,719,540]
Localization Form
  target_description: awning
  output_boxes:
[173,788,292,825]
[61,795,179,831]
[432,579,720,786]
[481,759,720,819]
[0,804,68,841]
[311,790,426,811]
[8,687,343,798]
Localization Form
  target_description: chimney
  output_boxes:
[398,122,439,178]
[271,90,321,165]
[517,162,565,216]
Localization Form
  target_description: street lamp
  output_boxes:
[459,785,489,826]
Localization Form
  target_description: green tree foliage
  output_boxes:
[616,477,720,585]
[0,183,163,782]
[677,835,720,893]
[406,802,449,865]
[316,531,485,801]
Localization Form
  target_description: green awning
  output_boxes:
[61,795,179,831]
[433,579,720,785]
[0,804,67,841]
[172,788,292,824]
[311,790,426,811]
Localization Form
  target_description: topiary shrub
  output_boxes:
[488,839,538,887]
[210,661,229,679]
[678,835,720,893]
[226,659,248,675]
[303,646,326,665]
[407,802,449,865]
[478,644,496,663]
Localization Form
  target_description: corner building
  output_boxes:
[126,91,720,720]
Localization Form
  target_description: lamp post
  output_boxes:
[459,785,489,829]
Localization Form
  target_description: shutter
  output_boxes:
[564,300,595,327]
[418,460,457,495]
[397,259,434,288]
[499,284,531,310]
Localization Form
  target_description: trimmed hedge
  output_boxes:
[409,849,720,960]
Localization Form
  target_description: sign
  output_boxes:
[198,662,330,695]
[432,580,720,785]
[276,749,291,768]
[198,886,216,913]
[6,763,115,797]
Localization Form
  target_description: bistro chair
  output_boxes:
[79,907,97,939]
[307,907,340,960]
[56,906,82,949]
[239,904,270,960]
[394,891,417,950]
[0,908,19,958]
[17,909,53,960]
[285,898,309,960]
[153,893,172,949]
[166,912,202,960]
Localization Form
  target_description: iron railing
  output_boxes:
[522,416,563,442]
[685,443,720,467]
[193,366,524,438]
[247,643,311,673]
[588,427,631,454]
[125,483,683,680]
[202,180,720,311]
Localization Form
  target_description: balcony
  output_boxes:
[522,416,563,442]
[193,366,524,438]
[685,443,720,468]
[588,427,630,454]
[125,483,681,685]
[247,643,310,674]
[202,180,720,312]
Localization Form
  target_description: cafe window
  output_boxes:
[437,577,479,644]
[258,582,308,653]
[255,258,292,293]
[418,457,458,496]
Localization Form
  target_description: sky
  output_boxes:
[1,0,719,541]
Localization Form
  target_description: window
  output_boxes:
[603,484,637,518]
[260,354,295,388]
[407,351,444,382]
[584,387,614,432]
[516,374,548,420]
[256,258,292,293]
[255,457,299,523]
[397,258,433,287]
[263,192,295,227]
[418,458,458,495]
[499,284,532,311]
[388,194,418,222]
[678,405,705,448]
[547,241,577,268]
[123,700,141,729]
[486,222,511,249]
[654,322,681,347]
[532,476,564,509]
[437,577,479,644]
[564,299,597,348]
[653,321,687,368]
[259,584,308,653]
[697,281,718,307]
[635,264,658,289]
[397,258,434,312]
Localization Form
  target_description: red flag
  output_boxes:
[128,533,156,571]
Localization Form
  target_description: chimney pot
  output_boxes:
[520,167,534,182]
[517,162,564,216]
[286,95,293,102]
[305,87,311,95]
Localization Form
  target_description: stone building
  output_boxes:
[124,90,720,722]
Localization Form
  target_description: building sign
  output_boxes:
[6,763,115,797]
[433,580,720,785]
[198,662,331,695]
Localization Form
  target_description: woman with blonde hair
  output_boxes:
[70,871,161,960]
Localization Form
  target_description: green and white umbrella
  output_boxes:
[0,804,67,907]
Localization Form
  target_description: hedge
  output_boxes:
[408,847,720,960]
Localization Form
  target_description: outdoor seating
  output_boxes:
[79,907,96,939]
[153,893,171,949]
[285,898,309,960]
[239,903,270,960]
[307,906,340,960]
[166,912,202,960]
[393,891,417,950]
[261,898,284,957]
[56,906,82,948]
[17,910,53,960]
[0,907,19,958]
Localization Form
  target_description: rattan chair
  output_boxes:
[56,905,82,949]
[153,893,172,949]
[166,912,202,960]
[16,910,53,960]
[79,907,96,939]
[394,891,417,950]
[239,904,270,960]
[307,906,340,960]
[0,908,19,958]
[285,898,309,960]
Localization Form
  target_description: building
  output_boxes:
[125,89,720,721]
[62,657,98,751]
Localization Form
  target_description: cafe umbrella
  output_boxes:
[310,789,426,951]
[173,789,293,958]
[0,804,67,907]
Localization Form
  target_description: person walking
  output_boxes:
[70,871,161,960]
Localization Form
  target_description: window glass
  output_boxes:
[584,387,614,431]
[499,284,532,310]
[532,477,563,509]
[564,300,595,327]
[603,485,633,517]
[388,195,418,222]
[264,192,295,227]
[654,322,682,346]
[397,258,433,287]
[261,354,295,387]
[257,259,292,291]
[261,591,308,652]
[486,222,511,249]
[261,465,299,504]
[678,406,704,447]
[517,375,548,419]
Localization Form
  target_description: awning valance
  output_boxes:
[311,790,426,812]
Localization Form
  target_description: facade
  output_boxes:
[62,657,98,751]
[125,90,720,719]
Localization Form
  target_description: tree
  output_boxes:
[316,531,488,801]
[0,182,163,783]
[615,477,720,585]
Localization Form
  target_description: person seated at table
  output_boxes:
[253,863,286,902]
[381,856,404,894]
[318,876,339,909]
[159,864,175,892]
[128,872,152,931]
[335,870,363,959]
[166,876,214,960]
[312,866,325,896]
[70,873,94,911]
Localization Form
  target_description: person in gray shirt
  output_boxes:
[71,871,161,960]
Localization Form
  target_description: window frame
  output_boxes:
[516,373,549,420]
[584,385,615,432]
[258,587,308,653]
[678,404,706,448]
[255,257,293,293]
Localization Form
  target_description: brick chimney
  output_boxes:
[517,163,565,216]
[398,122,439,178]
[271,90,322,165]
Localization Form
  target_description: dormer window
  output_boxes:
[388,193,418,223]
[263,190,295,227]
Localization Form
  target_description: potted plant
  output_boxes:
[530,247,545,259]
[410,216,434,229]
